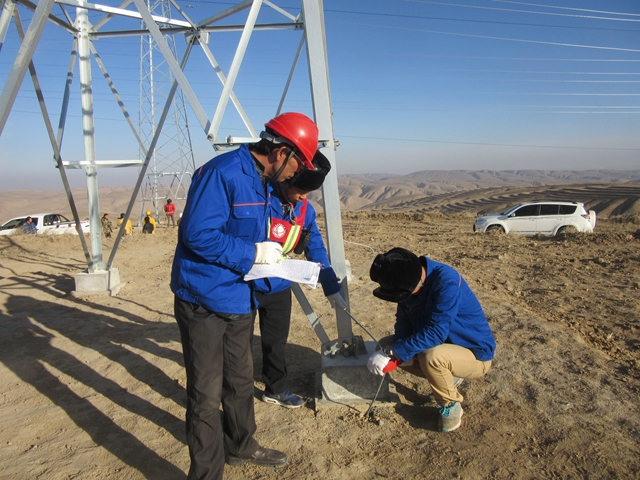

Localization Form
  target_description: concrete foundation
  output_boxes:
[315,340,398,409]
[72,267,123,296]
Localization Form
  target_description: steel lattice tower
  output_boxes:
[137,0,195,225]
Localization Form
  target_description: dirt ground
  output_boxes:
[0,213,639,479]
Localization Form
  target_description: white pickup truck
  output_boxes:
[0,213,91,236]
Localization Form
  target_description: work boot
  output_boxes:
[226,446,288,467]
[437,401,464,432]
[262,389,304,408]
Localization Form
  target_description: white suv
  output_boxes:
[473,201,596,236]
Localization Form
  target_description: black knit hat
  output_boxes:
[369,247,422,302]
[287,151,331,192]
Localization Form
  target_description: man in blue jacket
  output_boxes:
[254,152,347,408]
[367,247,496,433]
[171,113,320,480]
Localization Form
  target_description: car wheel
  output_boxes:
[486,225,505,234]
[556,225,578,236]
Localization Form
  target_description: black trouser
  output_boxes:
[174,296,259,480]
[255,288,292,395]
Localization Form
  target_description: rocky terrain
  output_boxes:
[0,190,639,478]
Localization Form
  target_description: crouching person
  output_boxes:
[367,247,496,432]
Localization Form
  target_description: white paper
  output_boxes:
[244,259,321,288]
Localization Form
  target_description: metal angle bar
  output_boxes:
[302,0,352,338]
[90,41,147,153]
[276,34,304,116]
[215,136,259,145]
[291,283,331,345]
[0,0,54,136]
[13,7,92,266]
[207,0,262,143]
[56,37,77,151]
[56,1,74,25]
[197,0,251,28]
[61,159,143,168]
[92,26,183,39]
[92,22,300,39]
[201,21,301,32]
[77,4,103,272]
[16,0,77,33]
[107,36,196,269]
[169,0,196,29]
[131,0,210,134]
[92,0,133,30]
[57,0,192,27]
[0,0,17,52]
[198,40,256,138]
[264,0,297,21]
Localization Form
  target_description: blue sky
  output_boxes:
[0,0,638,191]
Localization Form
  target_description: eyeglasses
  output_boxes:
[288,150,306,172]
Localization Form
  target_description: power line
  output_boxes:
[402,0,640,22]
[334,20,640,53]
[324,7,639,33]
[337,135,640,151]
[492,0,640,18]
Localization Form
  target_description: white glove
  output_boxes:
[254,242,284,264]
[367,351,390,376]
[327,292,348,310]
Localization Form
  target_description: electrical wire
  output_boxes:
[343,239,376,279]
[338,306,387,419]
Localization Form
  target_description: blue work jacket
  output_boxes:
[253,195,340,297]
[170,145,271,314]
[392,257,496,362]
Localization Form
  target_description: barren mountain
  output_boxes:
[2,170,640,224]
[314,169,640,218]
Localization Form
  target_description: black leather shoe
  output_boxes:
[226,446,288,467]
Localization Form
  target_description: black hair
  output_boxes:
[249,139,293,158]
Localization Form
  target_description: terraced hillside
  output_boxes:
[359,183,640,219]
[306,170,640,217]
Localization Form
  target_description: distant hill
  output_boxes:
[2,170,640,224]
[310,169,640,212]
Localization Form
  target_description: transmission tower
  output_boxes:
[137,0,195,225]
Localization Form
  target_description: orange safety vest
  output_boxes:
[268,200,308,254]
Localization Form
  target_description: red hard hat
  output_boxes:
[263,112,318,169]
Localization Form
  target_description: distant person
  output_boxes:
[142,216,155,234]
[367,247,496,433]
[117,213,133,236]
[164,199,176,227]
[254,152,346,408]
[144,210,157,234]
[22,216,37,235]
[101,213,113,238]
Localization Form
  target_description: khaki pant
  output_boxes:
[379,335,491,406]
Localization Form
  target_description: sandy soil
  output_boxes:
[0,212,639,479]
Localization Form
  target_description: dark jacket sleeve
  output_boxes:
[303,203,340,296]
